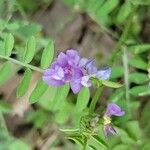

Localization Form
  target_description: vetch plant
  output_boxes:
[0,0,150,149]
[42,49,125,149]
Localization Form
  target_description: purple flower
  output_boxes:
[96,67,112,80]
[103,103,125,138]
[43,49,112,94]
[43,49,85,93]
[104,124,117,138]
[84,59,112,80]
[106,103,125,117]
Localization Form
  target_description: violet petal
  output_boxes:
[70,79,82,94]
[96,67,112,80]
[43,76,65,86]
[104,124,117,138]
[106,103,125,117]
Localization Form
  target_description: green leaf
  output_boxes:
[112,144,130,150]
[89,145,97,150]
[29,79,48,103]
[75,87,90,112]
[0,61,13,85]
[86,0,105,13]
[9,139,31,150]
[129,57,148,70]
[37,86,58,110]
[142,143,150,150]
[102,80,122,88]
[16,23,42,39]
[54,101,73,124]
[23,36,36,63]
[26,110,48,128]
[125,121,141,141]
[130,85,149,96]
[128,44,150,54]
[17,68,32,98]
[63,0,75,6]
[68,135,84,146]
[0,101,11,114]
[116,1,132,23]
[110,66,124,79]
[132,0,150,6]
[129,73,149,84]
[50,83,70,111]
[109,88,124,102]
[60,128,79,133]
[99,0,119,15]
[41,40,54,69]
[4,33,14,57]
[0,40,5,55]
[92,135,108,148]
[118,128,135,145]
[142,101,150,126]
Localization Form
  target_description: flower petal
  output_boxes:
[66,49,80,58]
[66,49,80,66]
[81,76,91,87]
[104,124,117,138]
[43,76,65,86]
[106,103,125,117]
[79,58,88,67]
[70,79,82,94]
[57,52,68,67]
[85,59,97,74]
[72,68,83,79]
[96,67,112,80]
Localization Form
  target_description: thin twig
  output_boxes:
[83,136,87,150]
[0,54,43,73]
[0,113,9,136]
[89,86,104,114]
[123,47,130,113]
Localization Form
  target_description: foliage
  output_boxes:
[0,0,150,149]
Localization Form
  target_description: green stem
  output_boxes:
[83,136,87,150]
[0,113,9,136]
[123,47,130,113]
[0,54,43,73]
[109,6,137,66]
[89,86,104,114]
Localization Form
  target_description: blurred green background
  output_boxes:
[0,0,150,150]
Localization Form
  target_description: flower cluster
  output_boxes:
[43,49,111,93]
[103,103,125,137]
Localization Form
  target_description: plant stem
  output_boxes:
[89,86,104,114]
[109,6,137,66]
[0,113,9,136]
[0,54,43,73]
[83,136,87,150]
[123,47,130,113]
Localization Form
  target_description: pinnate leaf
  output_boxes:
[102,80,122,88]
[0,61,13,85]
[4,33,14,57]
[29,79,48,103]
[41,40,54,69]
[23,36,36,63]
[75,87,90,112]
[17,68,32,98]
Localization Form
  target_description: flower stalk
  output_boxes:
[89,86,104,114]
[0,54,43,73]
